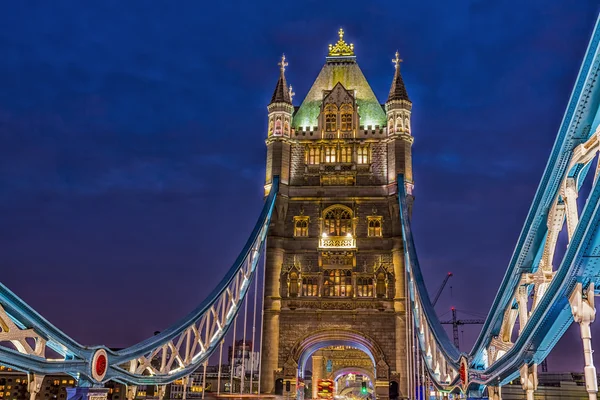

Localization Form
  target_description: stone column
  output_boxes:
[392,242,407,398]
[312,354,324,400]
[260,246,285,394]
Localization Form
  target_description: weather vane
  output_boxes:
[278,54,288,73]
[392,51,403,69]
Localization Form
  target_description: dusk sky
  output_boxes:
[1,1,600,372]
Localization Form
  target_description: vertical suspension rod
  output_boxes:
[230,316,237,393]
[241,282,249,394]
[250,257,260,394]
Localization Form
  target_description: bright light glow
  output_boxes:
[322,232,328,238]
[346,232,352,237]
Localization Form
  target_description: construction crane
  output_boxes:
[440,307,484,350]
[432,272,453,306]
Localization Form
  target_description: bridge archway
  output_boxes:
[286,329,390,400]
[291,329,385,379]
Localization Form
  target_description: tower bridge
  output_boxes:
[3,17,600,400]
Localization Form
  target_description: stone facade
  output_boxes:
[261,33,414,400]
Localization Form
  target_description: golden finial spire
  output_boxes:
[328,27,355,57]
[278,54,288,73]
[392,51,403,69]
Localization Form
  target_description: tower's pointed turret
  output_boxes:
[387,51,410,102]
[270,54,292,105]
[385,51,414,210]
[265,55,294,191]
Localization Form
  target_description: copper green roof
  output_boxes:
[292,58,387,129]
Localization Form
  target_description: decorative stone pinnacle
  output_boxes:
[328,28,355,57]
[289,85,295,102]
[278,54,288,73]
[392,51,403,69]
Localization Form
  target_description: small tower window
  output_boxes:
[302,277,319,297]
[324,146,337,163]
[323,269,352,297]
[395,117,402,132]
[388,117,393,133]
[325,104,337,132]
[274,119,282,135]
[340,105,353,131]
[367,216,383,237]
[357,146,369,164]
[357,277,374,297]
[340,146,352,163]
[294,216,309,237]
[284,121,290,135]
[307,147,321,165]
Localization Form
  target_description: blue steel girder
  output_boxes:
[470,14,600,366]
[0,177,280,386]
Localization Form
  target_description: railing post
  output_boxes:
[487,385,501,400]
[27,374,44,400]
[125,385,137,400]
[519,364,537,400]
[570,282,598,400]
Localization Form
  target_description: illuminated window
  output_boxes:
[323,270,352,297]
[367,217,382,237]
[323,206,352,236]
[294,216,309,237]
[324,146,337,163]
[68,380,74,385]
[302,277,319,296]
[325,104,337,132]
[307,147,321,165]
[357,146,369,164]
[388,117,393,133]
[61,380,67,384]
[274,119,282,135]
[340,105,353,131]
[376,272,387,298]
[340,146,352,163]
[395,117,402,132]
[357,277,374,297]
[284,121,290,134]
[289,272,298,297]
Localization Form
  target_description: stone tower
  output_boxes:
[261,30,414,400]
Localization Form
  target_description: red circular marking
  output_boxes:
[95,354,107,376]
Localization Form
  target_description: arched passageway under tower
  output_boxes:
[281,329,391,400]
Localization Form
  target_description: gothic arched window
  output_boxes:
[323,269,352,297]
[284,121,290,135]
[357,277,374,297]
[357,146,369,164]
[325,104,338,132]
[388,117,393,133]
[294,216,309,237]
[367,217,382,237]
[323,206,353,236]
[324,146,337,163]
[340,146,352,163]
[302,277,319,297]
[340,104,353,131]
